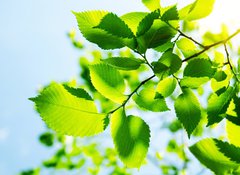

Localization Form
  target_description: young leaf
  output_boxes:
[142,0,160,11]
[161,5,179,21]
[73,11,134,49]
[190,138,240,174]
[207,87,235,126]
[95,13,134,38]
[121,12,148,35]
[136,10,160,36]
[215,139,240,163]
[89,64,126,104]
[102,57,144,70]
[133,87,169,112]
[179,0,216,21]
[183,59,216,78]
[29,83,105,137]
[153,50,182,79]
[174,88,201,137]
[156,77,177,97]
[111,109,150,168]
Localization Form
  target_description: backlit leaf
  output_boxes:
[156,77,177,97]
[89,64,126,104]
[30,83,105,137]
[142,0,161,11]
[190,138,240,174]
[133,87,169,112]
[161,5,179,21]
[102,57,144,70]
[111,109,150,168]
[73,11,134,49]
[179,0,215,21]
[95,13,134,38]
[207,87,235,126]
[174,88,201,137]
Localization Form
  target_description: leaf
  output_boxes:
[161,5,179,21]
[95,13,134,38]
[89,64,126,104]
[142,0,161,11]
[226,120,240,147]
[176,38,198,58]
[30,83,105,137]
[215,139,240,163]
[137,20,177,52]
[102,57,144,70]
[183,59,216,78]
[121,12,148,35]
[156,77,177,97]
[63,85,93,101]
[179,0,216,21]
[111,109,150,168]
[213,71,227,82]
[153,50,182,79]
[73,11,134,49]
[136,10,160,36]
[180,77,209,89]
[207,87,235,126]
[133,87,169,112]
[174,88,201,137]
[190,138,240,174]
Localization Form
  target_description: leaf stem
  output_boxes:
[108,74,156,114]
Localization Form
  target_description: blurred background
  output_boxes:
[0,0,240,174]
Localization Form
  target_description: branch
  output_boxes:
[108,74,155,114]
[182,29,240,62]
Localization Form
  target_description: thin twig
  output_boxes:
[224,43,240,82]
[108,74,155,114]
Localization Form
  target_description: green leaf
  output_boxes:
[226,120,240,147]
[111,109,150,168]
[137,20,177,52]
[89,64,126,104]
[121,12,148,35]
[180,77,209,89]
[30,83,105,137]
[161,5,179,21]
[213,71,227,82]
[179,0,216,21]
[190,138,240,174]
[95,13,134,38]
[153,50,182,79]
[207,87,235,126]
[215,139,240,163]
[176,38,198,58]
[73,11,134,49]
[102,57,144,70]
[156,77,177,97]
[142,0,161,11]
[174,88,201,137]
[63,85,93,101]
[136,10,160,36]
[133,87,169,112]
[184,59,216,78]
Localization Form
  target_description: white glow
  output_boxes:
[199,0,240,33]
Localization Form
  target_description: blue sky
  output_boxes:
[0,0,147,174]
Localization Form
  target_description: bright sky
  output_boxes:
[0,0,240,174]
